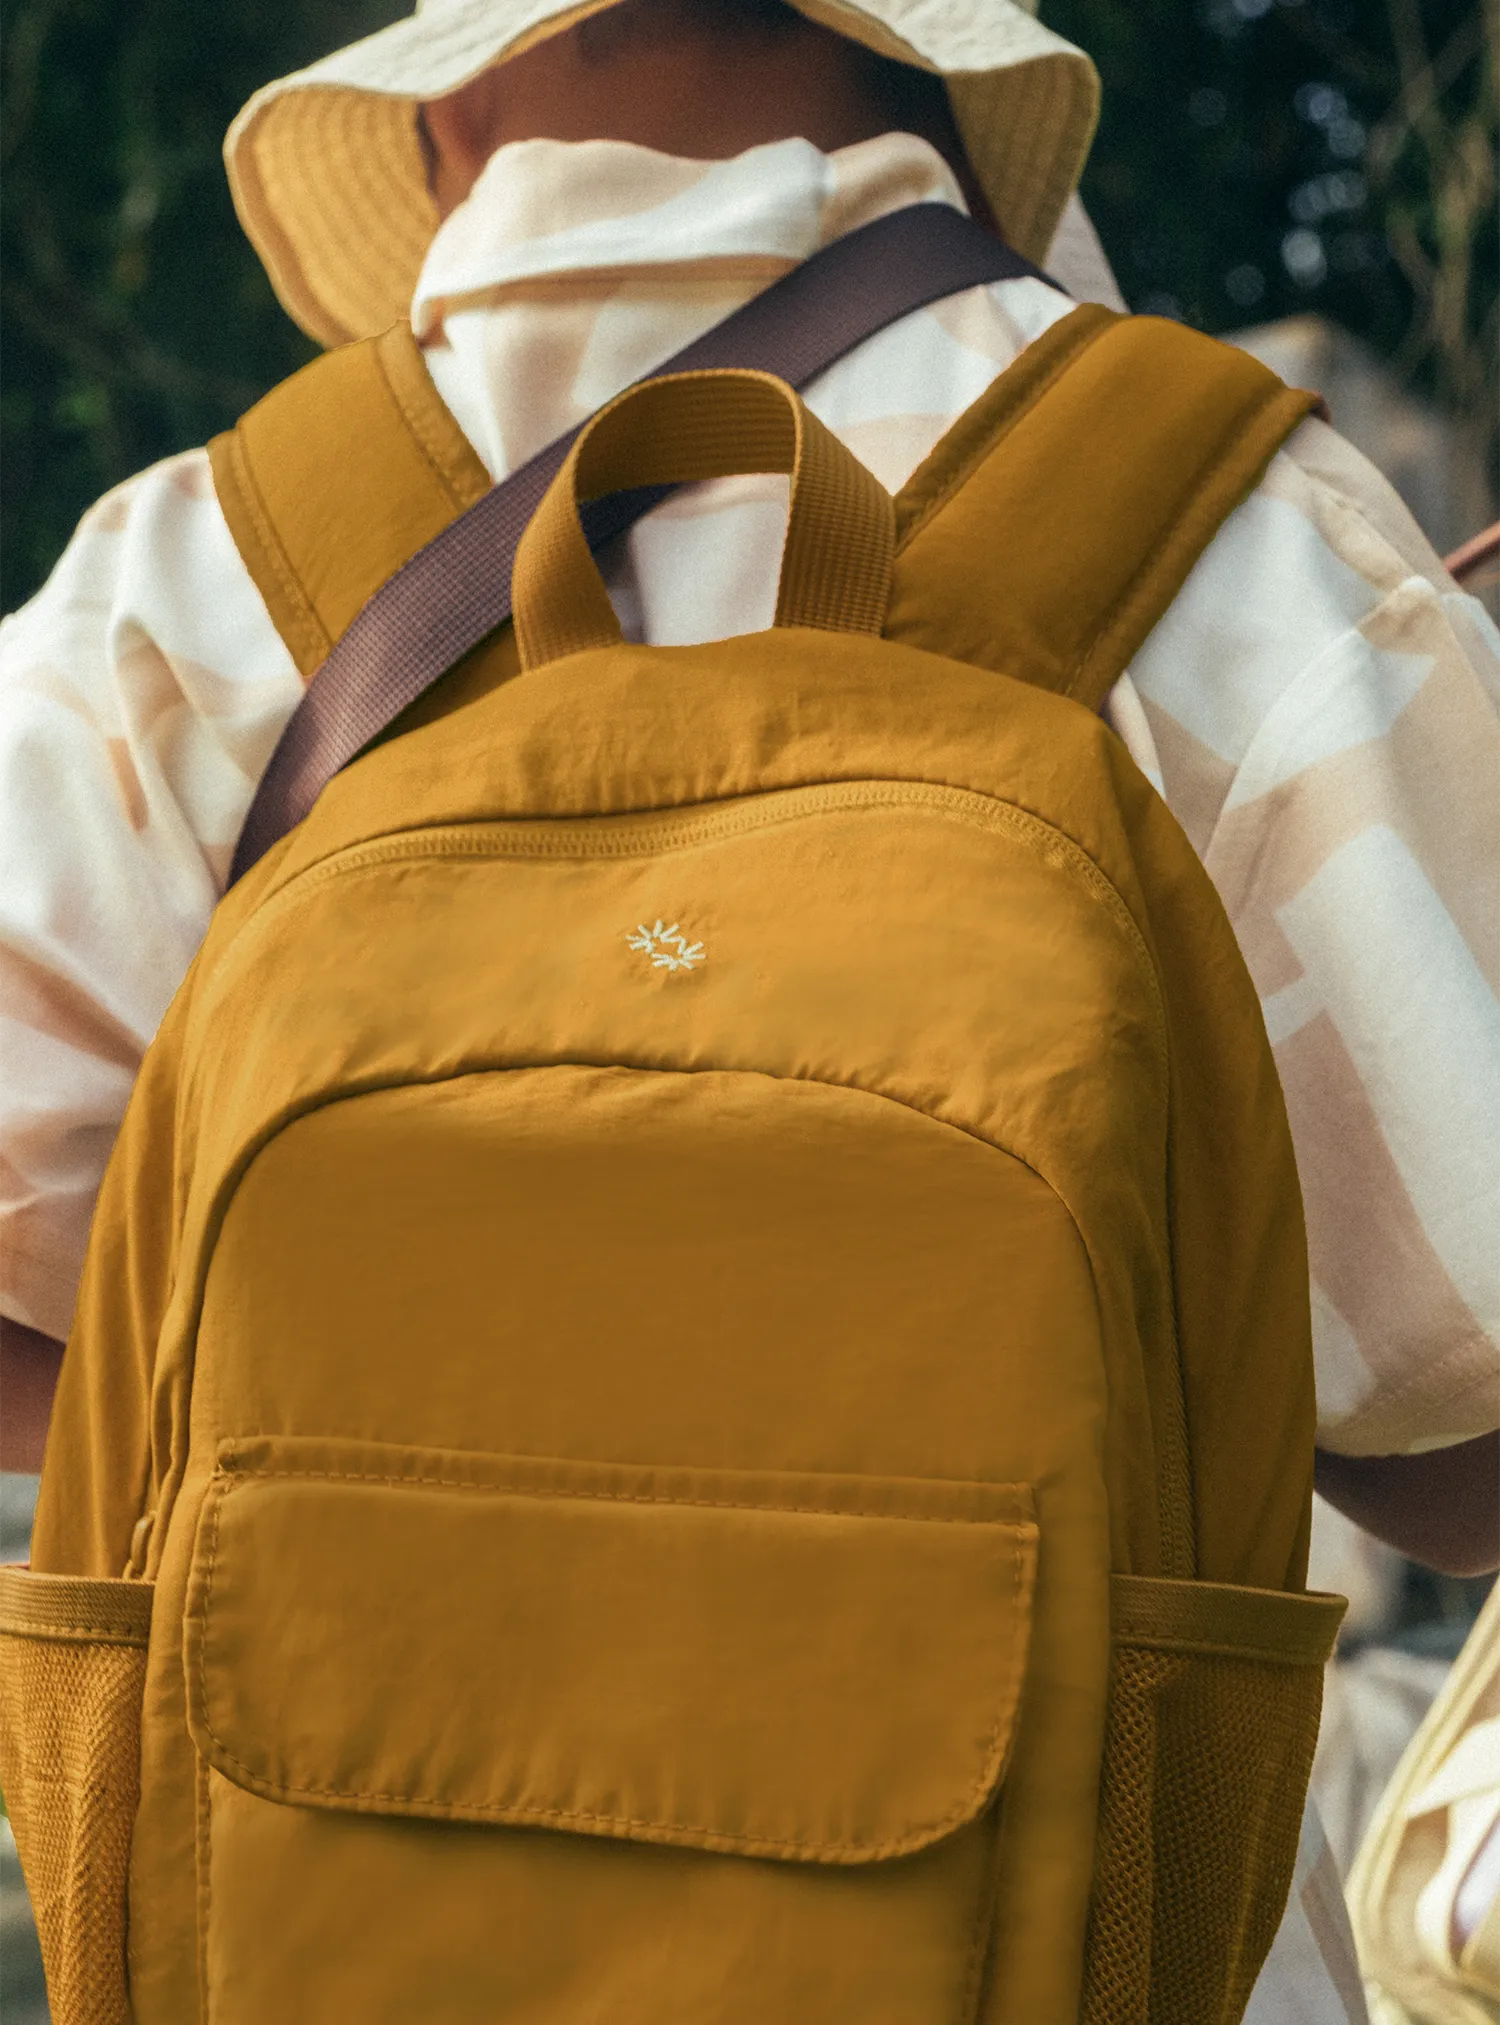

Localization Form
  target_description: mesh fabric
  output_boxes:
[1081,1638,1325,2024]
[0,1590,150,2025]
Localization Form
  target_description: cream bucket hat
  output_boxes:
[226,0,1100,349]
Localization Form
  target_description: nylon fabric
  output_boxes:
[886,312,1321,710]
[208,319,491,677]
[512,371,895,668]
[24,317,1330,2025]
[218,203,1052,879]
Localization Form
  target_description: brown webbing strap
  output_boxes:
[886,309,1323,711]
[1446,520,1500,586]
[211,324,491,680]
[228,204,1052,883]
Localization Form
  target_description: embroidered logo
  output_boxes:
[627,921,707,973]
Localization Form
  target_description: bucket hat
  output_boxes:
[226,0,1100,349]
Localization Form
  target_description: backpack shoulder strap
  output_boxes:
[886,307,1322,708]
[218,206,1055,882]
[208,321,491,679]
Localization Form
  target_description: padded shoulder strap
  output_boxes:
[209,322,491,679]
[885,308,1322,710]
[219,206,1055,882]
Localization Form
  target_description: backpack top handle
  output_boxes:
[511,370,897,672]
[225,204,1051,885]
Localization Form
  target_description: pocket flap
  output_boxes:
[185,1438,1037,1864]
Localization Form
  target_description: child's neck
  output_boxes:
[419,0,994,231]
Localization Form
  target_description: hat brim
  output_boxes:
[226,0,1100,349]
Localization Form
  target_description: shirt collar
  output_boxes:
[411,131,967,340]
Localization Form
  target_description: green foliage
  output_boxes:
[1044,0,1400,336]
[2,0,1495,608]
[1052,0,1497,451]
[1,0,404,604]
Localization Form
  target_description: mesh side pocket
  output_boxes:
[1080,1573,1345,2025]
[0,1565,154,2025]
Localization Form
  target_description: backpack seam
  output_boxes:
[373,325,490,512]
[891,305,1114,554]
[1065,385,1320,705]
[189,1474,1032,1863]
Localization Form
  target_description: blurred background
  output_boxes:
[0,0,1496,2017]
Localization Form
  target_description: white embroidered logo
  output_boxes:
[627,921,707,973]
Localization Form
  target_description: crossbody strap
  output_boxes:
[229,203,1052,883]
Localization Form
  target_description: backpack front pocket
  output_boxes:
[0,1564,154,2025]
[185,1436,1038,2024]
[1080,1572,1346,2025]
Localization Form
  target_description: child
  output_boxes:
[2,3,1496,2018]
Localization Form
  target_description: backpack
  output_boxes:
[1,306,1346,2025]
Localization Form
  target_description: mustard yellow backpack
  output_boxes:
[2,305,1345,2025]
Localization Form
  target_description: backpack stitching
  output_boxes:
[191,1476,1031,1861]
